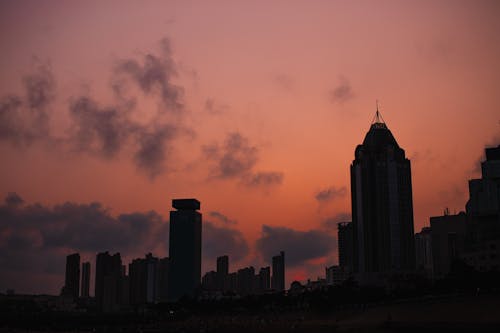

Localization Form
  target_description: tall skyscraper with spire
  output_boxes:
[351,110,415,282]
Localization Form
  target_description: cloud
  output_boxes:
[315,186,347,202]
[0,193,169,294]
[203,221,249,264]
[329,76,354,104]
[0,63,55,145]
[115,38,183,112]
[273,73,295,92]
[203,132,284,188]
[255,225,336,267]
[243,171,284,187]
[204,98,229,115]
[209,211,237,225]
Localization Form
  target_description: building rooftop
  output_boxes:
[172,198,200,210]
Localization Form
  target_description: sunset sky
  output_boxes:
[1,0,500,295]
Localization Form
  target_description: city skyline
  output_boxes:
[1,1,500,295]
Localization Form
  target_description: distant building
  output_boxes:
[338,222,353,270]
[202,271,218,291]
[237,266,255,295]
[430,212,467,279]
[64,253,80,299]
[216,255,229,291]
[168,199,202,300]
[325,265,350,286]
[129,253,160,306]
[271,251,285,291]
[415,227,433,279]
[258,266,271,293]
[157,257,169,302]
[351,111,415,283]
[81,262,90,298]
[95,251,122,312]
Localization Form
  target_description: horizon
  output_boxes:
[1,0,500,295]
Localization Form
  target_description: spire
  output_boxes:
[370,100,387,129]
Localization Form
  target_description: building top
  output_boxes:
[172,198,200,210]
[362,110,400,149]
[485,145,500,161]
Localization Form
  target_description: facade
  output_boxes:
[338,222,354,270]
[168,198,202,300]
[351,112,415,282]
[271,251,285,291]
[415,227,433,279]
[95,251,122,311]
[430,212,467,279]
[325,265,350,286]
[64,253,80,299]
[81,262,90,298]
[216,255,229,291]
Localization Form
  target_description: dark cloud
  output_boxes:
[203,221,249,263]
[204,132,258,179]
[115,38,183,112]
[329,76,354,104]
[322,212,352,230]
[0,193,168,294]
[315,186,347,202]
[0,63,55,145]
[209,211,237,225]
[203,132,284,188]
[204,98,229,115]
[243,171,284,187]
[68,96,131,157]
[255,225,336,267]
[133,125,178,179]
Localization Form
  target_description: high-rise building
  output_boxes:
[338,222,353,270]
[64,253,80,299]
[95,251,122,311]
[271,251,285,291]
[351,111,415,281]
[157,257,169,302]
[81,262,90,298]
[216,255,229,290]
[258,266,270,292]
[415,227,433,279]
[129,253,159,305]
[168,198,202,300]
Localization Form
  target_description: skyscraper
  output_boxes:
[64,253,80,299]
[81,262,90,298]
[168,198,202,300]
[95,251,122,311]
[351,111,415,281]
[271,251,285,291]
[216,255,229,291]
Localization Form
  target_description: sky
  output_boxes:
[1,0,500,295]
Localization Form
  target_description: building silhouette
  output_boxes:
[168,199,202,301]
[216,255,229,291]
[64,253,80,299]
[338,222,353,270]
[414,227,433,279]
[95,251,123,312]
[351,111,415,282]
[271,251,285,291]
[258,266,271,292]
[81,262,90,298]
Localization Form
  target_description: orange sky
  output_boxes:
[1,0,500,294]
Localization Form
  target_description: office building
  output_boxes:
[271,251,285,291]
[168,198,202,300]
[64,253,80,299]
[351,111,415,281]
[95,251,122,311]
[81,262,90,298]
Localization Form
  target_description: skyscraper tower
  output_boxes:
[351,110,415,280]
[168,198,202,300]
[64,253,80,299]
[81,261,90,298]
[271,251,285,291]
